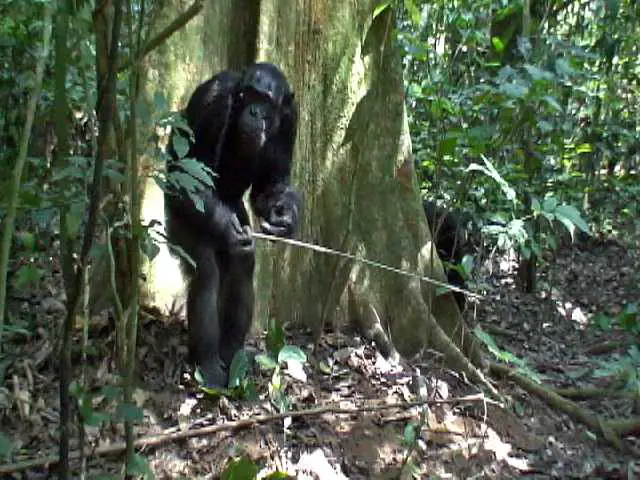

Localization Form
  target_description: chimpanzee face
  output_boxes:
[235,63,294,156]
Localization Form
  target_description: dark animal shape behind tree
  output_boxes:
[423,200,473,310]
[165,62,302,388]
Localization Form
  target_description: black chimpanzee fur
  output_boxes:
[423,200,472,310]
[165,63,301,388]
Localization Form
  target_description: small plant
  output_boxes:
[255,318,307,412]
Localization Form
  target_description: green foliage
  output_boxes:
[475,327,540,382]
[592,303,639,334]
[0,431,12,460]
[126,454,155,480]
[255,341,307,412]
[69,381,145,428]
[398,0,638,283]
[594,345,640,394]
[265,317,286,356]
[221,455,260,480]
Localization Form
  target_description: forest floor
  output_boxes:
[0,227,639,479]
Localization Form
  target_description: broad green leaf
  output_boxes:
[255,354,278,370]
[116,402,144,423]
[266,318,286,357]
[127,454,155,480]
[438,134,458,157]
[402,421,419,445]
[13,265,43,290]
[500,82,529,98]
[524,64,554,82]
[278,345,307,364]
[404,0,421,26]
[0,432,11,458]
[373,1,391,19]
[172,134,190,159]
[542,197,558,213]
[228,350,251,389]
[542,95,563,113]
[460,254,474,275]
[491,37,505,53]
[555,204,590,234]
[576,143,593,154]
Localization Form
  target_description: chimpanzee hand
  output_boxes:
[222,212,255,254]
[260,190,301,238]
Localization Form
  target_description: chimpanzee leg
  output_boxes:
[186,246,229,387]
[216,202,255,367]
[168,217,228,388]
[217,248,255,368]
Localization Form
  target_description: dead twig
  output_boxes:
[0,394,491,474]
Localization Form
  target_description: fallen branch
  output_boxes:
[489,362,640,453]
[0,394,491,474]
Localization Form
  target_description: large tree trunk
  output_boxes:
[140,0,484,370]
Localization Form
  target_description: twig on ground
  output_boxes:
[0,394,492,474]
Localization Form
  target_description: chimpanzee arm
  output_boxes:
[249,124,302,238]
[165,178,252,252]
[166,129,252,253]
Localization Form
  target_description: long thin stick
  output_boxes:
[252,231,483,301]
[0,394,490,474]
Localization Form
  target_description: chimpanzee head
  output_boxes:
[234,62,296,156]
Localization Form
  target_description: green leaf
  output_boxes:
[228,350,251,389]
[14,231,35,251]
[178,158,216,187]
[402,421,419,445]
[524,64,554,82]
[13,265,43,290]
[403,0,421,26]
[266,318,286,357]
[65,201,85,239]
[555,204,590,234]
[467,157,516,202]
[116,402,144,423]
[127,454,155,479]
[172,133,190,159]
[617,303,638,332]
[438,134,458,157]
[0,432,12,459]
[500,82,529,99]
[100,384,122,401]
[460,254,474,275]
[277,345,307,364]
[84,410,110,427]
[491,37,505,53]
[542,197,558,213]
[373,1,391,19]
[221,455,259,480]
[542,95,563,113]
[592,312,613,330]
[255,354,278,370]
[576,143,593,154]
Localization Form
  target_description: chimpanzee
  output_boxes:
[165,62,301,388]
[423,200,473,310]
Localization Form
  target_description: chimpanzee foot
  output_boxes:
[196,359,228,389]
